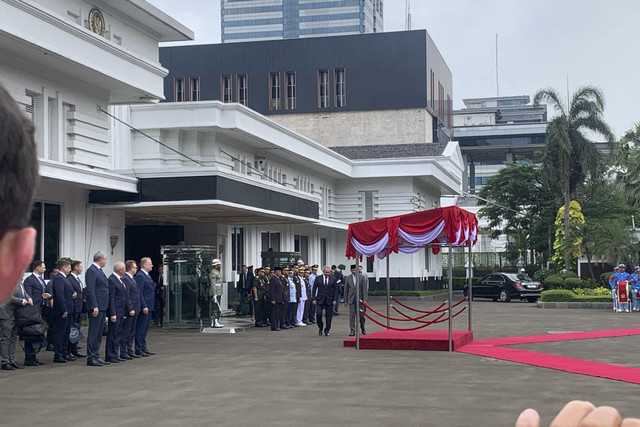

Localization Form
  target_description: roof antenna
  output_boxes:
[405,0,412,30]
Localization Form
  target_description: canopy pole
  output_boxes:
[386,249,391,329]
[468,240,473,332]
[355,254,360,350]
[448,242,453,352]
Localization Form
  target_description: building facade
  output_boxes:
[160,30,453,146]
[221,0,383,43]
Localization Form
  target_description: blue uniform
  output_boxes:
[631,272,640,311]
[609,271,631,312]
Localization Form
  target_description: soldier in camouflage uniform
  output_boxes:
[252,267,266,327]
[209,259,224,328]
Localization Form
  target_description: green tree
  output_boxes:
[534,86,615,271]
[611,122,640,207]
[552,200,584,267]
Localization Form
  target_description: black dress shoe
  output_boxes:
[143,349,155,355]
[46,344,54,351]
[135,351,149,357]
[96,358,110,365]
[349,332,355,336]
[2,363,15,370]
[116,357,127,362]
[120,354,133,360]
[128,352,141,359]
[53,357,67,363]
[87,359,103,366]
[325,332,330,336]
[25,361,39,367]
[361,330,367,335]
[11,362,24,369]
[73,352,86,358]
[65,354,77,361]
[318,330,323,336]
[106,358,119,363]
[35,360,45,365]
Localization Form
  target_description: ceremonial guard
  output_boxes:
[295,267,310,326]
[609,263,631,313]
[252,268,267,327]
[632,266,640,312]
[209,259,224,328]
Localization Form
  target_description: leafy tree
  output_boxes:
[552,200,584,267]
[534,86,615,271]
[610,122,640,207]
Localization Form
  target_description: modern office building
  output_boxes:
[452,95,547,193]
[221,0,383,43]
[160,30,453,146]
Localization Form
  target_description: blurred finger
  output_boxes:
[621,419,640,427]
[551,401,596,427]
[515,408,540,427]
[578,406,621,427]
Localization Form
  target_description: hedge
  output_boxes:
[540,289,612,302]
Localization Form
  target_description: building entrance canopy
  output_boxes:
[345,206,478,259]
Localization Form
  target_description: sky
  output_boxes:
[147,0,640,140]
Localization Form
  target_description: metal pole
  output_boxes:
[448,242,453,352]
[468,240,473,332]
[355,255,360,350]
[386,249,391,329]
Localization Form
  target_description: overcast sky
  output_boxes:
[147,0,640,139]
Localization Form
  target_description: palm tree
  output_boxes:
[611,122,640,207]
[534,86,614,271]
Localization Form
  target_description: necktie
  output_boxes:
[119,277,126,290]
[325,276,328,286]
[77,276,83,288]
[38,276,46,292]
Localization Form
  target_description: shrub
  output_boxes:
[540,290,575,302]
[533,269,554,282]
[561,270,578,279]
[600,271,614,286]
[543,275,564,290]
[573,287,611,296]
[564,277,584,288]
[581,278,599,289]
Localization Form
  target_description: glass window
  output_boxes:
[335,68,346,107]
[174,77,185,102]
[294,235,308,264]
[190,77,200,101]
[30,202,60,280]
[221,75,232,102]
[237,74,248,106]
[269,72,280,110]
[285,71,296,110]
[231,227,244,271]
[318,69,329,108]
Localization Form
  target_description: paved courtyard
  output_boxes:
[1,295,639,426]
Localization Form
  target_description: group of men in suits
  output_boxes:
[85,252,156,367]
[250,263,368,337]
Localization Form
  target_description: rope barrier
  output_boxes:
[361,301,440,322]
[359,305,467,332]
[391,296,467,313]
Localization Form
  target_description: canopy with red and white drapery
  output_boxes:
[345,206,478,259]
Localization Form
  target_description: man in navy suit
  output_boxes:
[85,251,110,366]
[22,259,49,366]
[67,260,86,358]
[135,257,155,356]
[105,262,133,363]
[121,260,141,359]
[51,260,76,363]
[312,265,340,337]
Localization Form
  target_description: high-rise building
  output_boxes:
[221,0,383,43]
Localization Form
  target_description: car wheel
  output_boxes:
[498,289,511,302]
[526,297,539,303]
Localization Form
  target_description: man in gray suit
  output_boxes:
[0,283,32,369]
[343,264,368,336]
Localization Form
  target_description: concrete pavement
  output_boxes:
[1,295,639,426]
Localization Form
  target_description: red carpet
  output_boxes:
[343,330,473,351]
[457,328,640,385]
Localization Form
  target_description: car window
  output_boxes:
[516,274,532,281]
[493,275,505,283]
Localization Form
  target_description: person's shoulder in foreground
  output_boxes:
[0,83,38,305]
[516,400,640,427]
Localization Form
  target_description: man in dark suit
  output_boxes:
[0,282,32,370]
[267,266,284,331]
[105,262,132,363]
[22,259,49,366]
[51,260,76,363]
[312,265,339,336]
[331,265,344,315]
[85,251,110,366]
[235,265,252,316]
[344,264,368,336]
[135,257,155,356]
[67,260,86,358]
[153,264,165,327]
[121,260,141,359]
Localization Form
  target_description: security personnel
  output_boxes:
[252,268,266,327]
[261,266,271,326]
[609,264,631,313]
[631,266,640,312]
[280,268,291,329]
[268,266,284,331]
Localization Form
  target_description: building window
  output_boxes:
[30,202,60,280]
[335,68,346,107]
[318,69,329,108]
[361,190,377,220]
[430,70,435,110]
[269,72,280,110]
[447,95,452,129]
[438,82,444,121]
[261,231,280,252]
[285,71,296,110]
[190,77,200,101]
[294,235,309,264]
[231,227,244,272]
[320,237,327,268]
[237,74,248,106]
[221,75,232,102]
[174,77,185,102]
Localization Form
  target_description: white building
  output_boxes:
[2,1,465,315]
